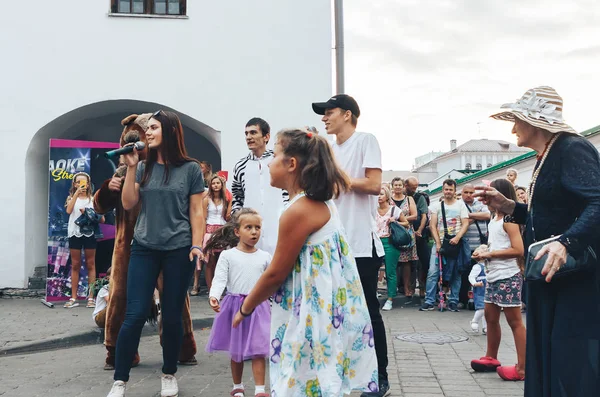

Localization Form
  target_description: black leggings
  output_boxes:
[355,242,388,381]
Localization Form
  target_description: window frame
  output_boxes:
[111,0,187,16]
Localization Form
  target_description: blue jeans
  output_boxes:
[424,249,462,305]
[114,241,195,382]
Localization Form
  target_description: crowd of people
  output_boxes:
[70,86,599,397]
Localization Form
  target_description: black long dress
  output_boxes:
[511,133,600,396]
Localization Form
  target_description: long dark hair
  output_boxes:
[490,178,518,214]
[207,174,230,221]
[140,110,198,186]
[204,208,260,254]
[276,129,350,201]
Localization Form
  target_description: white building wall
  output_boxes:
[0,0,332,288]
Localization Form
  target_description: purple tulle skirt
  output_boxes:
[205,294,270,363]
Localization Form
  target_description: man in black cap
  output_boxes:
[312,94,390,397]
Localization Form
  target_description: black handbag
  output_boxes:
[439,202,460,258]
[389,207,412,250]
[465,203,488,245]
[525,203,597,282]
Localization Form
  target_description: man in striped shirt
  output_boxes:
[231,117,286,255]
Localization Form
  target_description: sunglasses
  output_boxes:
[152,109,164,118]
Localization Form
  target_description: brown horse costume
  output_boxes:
[94,113,197,368]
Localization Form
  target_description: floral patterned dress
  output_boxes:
[270,194,378,397]
[394,196,418,262]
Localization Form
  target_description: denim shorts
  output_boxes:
[484,272,523,307]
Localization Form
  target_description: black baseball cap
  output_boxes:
[312,94,360,118]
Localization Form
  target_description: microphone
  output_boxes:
[104,141,146,159]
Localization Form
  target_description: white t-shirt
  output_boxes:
[485,217,520,282]
[92,285,109,320]
[429,200,469,240]
[67,197,95,238]
[242,154,284,255]
[332,131,385,258]
[209,247,272,300]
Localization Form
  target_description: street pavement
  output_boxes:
[0,295,525,396]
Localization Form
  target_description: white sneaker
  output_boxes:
[382,300,393,311]
[161,374,179,397]
[470,321,479,333]
[107,381,126,397]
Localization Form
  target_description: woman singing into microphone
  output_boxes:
[106,110,205,397]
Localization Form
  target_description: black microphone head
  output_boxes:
[134,142,146,150]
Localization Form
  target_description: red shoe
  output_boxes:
[497,365,525,381]
[471,356,501,372]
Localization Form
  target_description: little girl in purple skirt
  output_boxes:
[206,208,272,397]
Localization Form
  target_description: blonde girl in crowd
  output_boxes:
[376,186,410,311]
[64,172,103,309]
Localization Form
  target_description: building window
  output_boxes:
[465,163,472,170]
[476,163,482,170]
[112,0,186,15]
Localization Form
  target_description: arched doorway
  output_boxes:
[25,99,221,281]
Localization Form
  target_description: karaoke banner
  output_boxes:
[46,139,120,302]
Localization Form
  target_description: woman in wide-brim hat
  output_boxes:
[476,86,600,396]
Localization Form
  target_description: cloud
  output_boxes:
[344,0,600,169]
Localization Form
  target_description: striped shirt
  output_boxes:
[464,200,490,251]
[231,150,287,255]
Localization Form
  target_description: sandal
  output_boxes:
[86,298,96,308]
[471,356,501,372]
[497,365,525,381]
[64,298,79,308]
[255,393,269,397]
[230,389,244,397]
[190,288,198,296]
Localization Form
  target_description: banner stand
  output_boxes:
[45,139,119,307]
[41,299,55,308]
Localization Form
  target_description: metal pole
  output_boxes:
[334,0,345,94]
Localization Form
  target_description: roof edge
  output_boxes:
[425,124,600,195]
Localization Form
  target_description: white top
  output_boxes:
[287,193,339,245]
[485,216,520,282]
[209,247,272,301]
[206,199,226,225]
[468,263,486,285]
[92,285,109,320]
[429,200,469,240]
[67,197,95,238]
[235,152,285,255]
[332,132,385,258]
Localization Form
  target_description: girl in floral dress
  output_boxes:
[233,129,378,396]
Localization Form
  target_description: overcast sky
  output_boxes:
[344,0,600,170]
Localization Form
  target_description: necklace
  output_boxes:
[536,135,554,161]
[527,133,560,211]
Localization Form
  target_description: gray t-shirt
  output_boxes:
[134,161,205,250]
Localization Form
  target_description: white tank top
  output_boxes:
[67,197,94,238]
[485,216,520,282]
[206,199,226,225]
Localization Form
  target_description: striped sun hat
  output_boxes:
[490,86,577,134]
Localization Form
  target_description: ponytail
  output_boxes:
[276,129,350,201]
